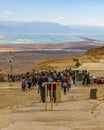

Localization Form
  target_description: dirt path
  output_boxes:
[1,86,104,130]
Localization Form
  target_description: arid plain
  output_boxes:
[0,38,104,130]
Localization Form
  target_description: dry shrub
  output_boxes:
[0,70,6,82]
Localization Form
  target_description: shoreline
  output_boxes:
[0,38,104,53]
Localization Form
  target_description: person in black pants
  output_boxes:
[41,74,48,102]
[38,73,48,103]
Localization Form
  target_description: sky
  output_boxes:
[0,0,104,26]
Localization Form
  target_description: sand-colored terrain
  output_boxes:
[79,62,104,78]
[0,38,104,74]
[0,40,104,129]
[0,46,82,74]
[79,62,104,71]
[34,47,104,78]
[0,50,81,74]
[0,82,104,130]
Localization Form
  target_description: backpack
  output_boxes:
[62,82,68,87]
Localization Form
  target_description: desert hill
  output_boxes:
[84,46,104,59]
[79,46,104,62]
[33,46,104,77]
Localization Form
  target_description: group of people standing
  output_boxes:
[37,72,71,103]
[21,72,37,91]
[21,70,71,103]
[20,68,94,103]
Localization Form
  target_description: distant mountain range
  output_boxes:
[0,21,104,35]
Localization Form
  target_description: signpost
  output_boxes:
[8,49,13,76]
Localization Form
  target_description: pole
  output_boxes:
[45,84,47,111]
[9,49,13,76]
[56,84,58,105]
[59,84,62,102]
[51,84,53,111]
[43,82,62,111]
[10,62,12,76]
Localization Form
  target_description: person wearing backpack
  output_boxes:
[21,76,27,91]
[62,75,68,95]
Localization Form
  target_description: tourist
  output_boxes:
[62,75,68,95]
[21,76,27,91]
[48,78,57,103]
[27,75,32,89]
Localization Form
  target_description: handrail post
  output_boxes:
[59,84,62,102]
[56,84,58,105]
[51,84,53,111]
[45,83,47,111]
[44,82,61,111]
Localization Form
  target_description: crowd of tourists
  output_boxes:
[7,68,104,103]
[20,70,72,103]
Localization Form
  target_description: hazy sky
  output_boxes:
[0,0,104,26]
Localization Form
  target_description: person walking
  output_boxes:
[62,75,68,95]
[27,75,32,89]
[21,76,27,91]
[48,78,57,103]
